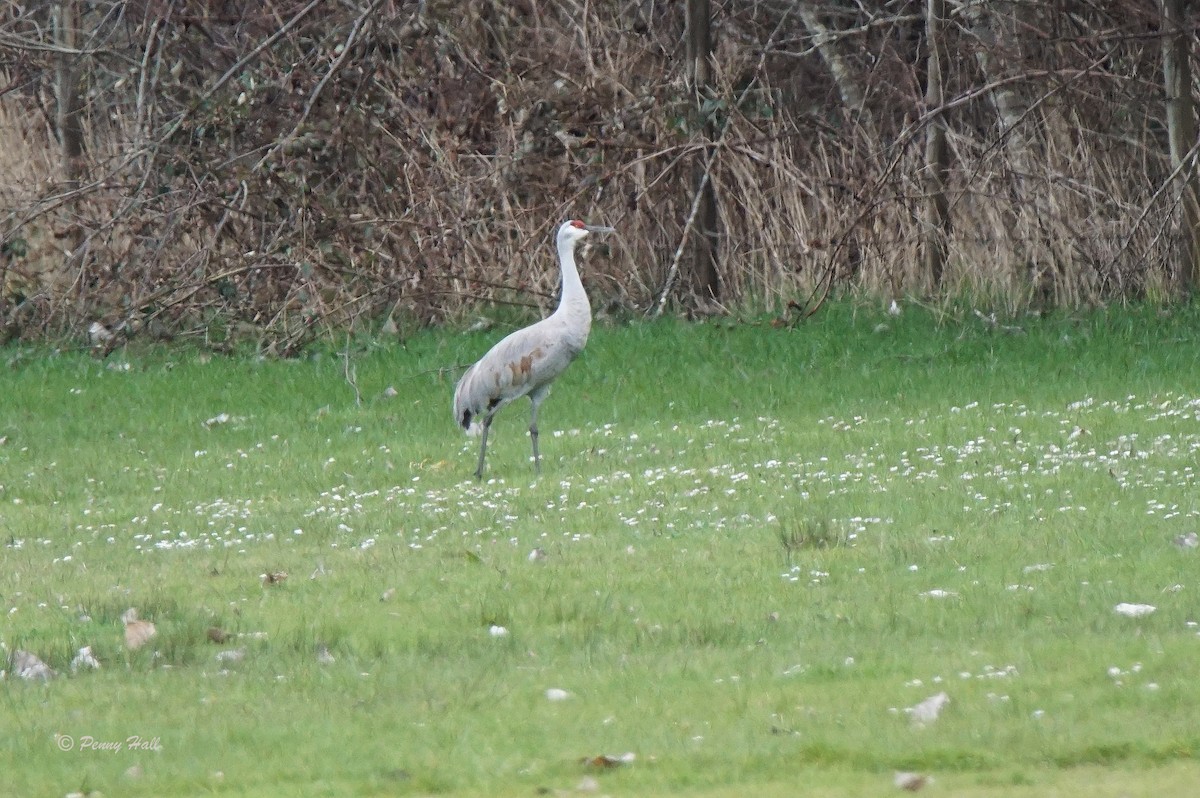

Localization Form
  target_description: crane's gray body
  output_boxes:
[452,220,612,479]
[452,304,590,432]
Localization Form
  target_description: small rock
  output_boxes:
[907,691,949,726]
[12,650,54,680]
[1114,603,1156,618]
[70,646,101,672]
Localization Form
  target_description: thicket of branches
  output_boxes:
[0,1,1198,350]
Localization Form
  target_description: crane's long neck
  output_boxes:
[555,238,591,319]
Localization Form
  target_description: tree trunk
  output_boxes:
[957,0,1051,301]
[686,0,720,301]
[54,0,88,291]
[55,0,86,188]
[1161,0,1200,295]
[959,1,1035,177]
[923,0,951,291]
[797,2,872,127]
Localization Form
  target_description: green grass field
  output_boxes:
[3,302,1200,796]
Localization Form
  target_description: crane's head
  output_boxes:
[558,219,615,248]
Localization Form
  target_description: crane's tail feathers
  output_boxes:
[456,404,479,435]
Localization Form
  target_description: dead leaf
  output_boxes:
[124,617,157,651]
[894,771,931,791]
[125,620,157,650]
[260,571,288,586]
[88,321,113,345]
[580,752,635,769]
[207,626,230,644]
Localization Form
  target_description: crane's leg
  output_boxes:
[528,388,549,474]
[474,415,493,480]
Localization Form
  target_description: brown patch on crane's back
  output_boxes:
[507,347,543,383]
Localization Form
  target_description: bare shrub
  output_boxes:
[0,1,1194,349]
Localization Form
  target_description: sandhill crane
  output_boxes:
[453,219,615,479]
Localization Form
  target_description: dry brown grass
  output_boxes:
[0,1,1192,348]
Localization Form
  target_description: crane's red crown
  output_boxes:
[569,219,587,229]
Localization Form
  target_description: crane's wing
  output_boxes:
[452,319,584,432]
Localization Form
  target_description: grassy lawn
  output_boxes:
[2,302,1200,796]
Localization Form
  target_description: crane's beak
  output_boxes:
[584,224,615,234]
